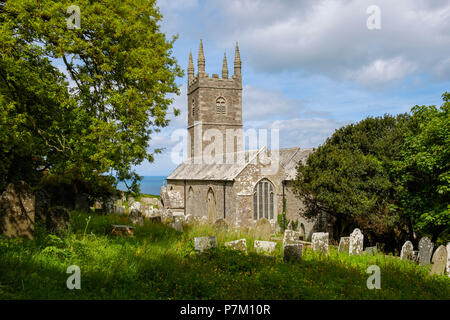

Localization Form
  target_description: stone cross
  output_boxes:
[430,245,447,276]
[349,228,364,255]
[400,241,414,261]
[312,232,329,254]
[338,237,350,253]
[418,237,434,265]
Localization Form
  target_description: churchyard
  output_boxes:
[1,207,449,300]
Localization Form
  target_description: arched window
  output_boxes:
[216,97,226,114]
[253,179,275,220]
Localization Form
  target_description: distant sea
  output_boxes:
[116,176,166,196]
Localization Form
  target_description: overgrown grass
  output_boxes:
[0,211,448,299]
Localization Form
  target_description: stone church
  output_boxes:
[160,40,320,240]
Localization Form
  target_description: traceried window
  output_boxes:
[216,97,226,114]
[253,179,275,220]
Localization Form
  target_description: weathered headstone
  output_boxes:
[225,239,247,253]
[283,230,302,245]
[0,181,35,239]
[110,224,134,236]
[254,240,277,255]
[338,237,350,253]
[364,246,377,255]
[447,242,450,278]
[400,241,414,261]
[311,232,329,254]
[253,218,272,239]
[194,236,218,254]
[46,206,70,234]
[412,250,420,263]
[114,205,126,215]
[103,196,114,214]
[418,237,434,265]
[283,243,302,262]
[148,216,161,223]
[214,218,228,230]
[430,245,447,276]
[129,209,144,226]
[74,193,90,212]
[349,228,364,255]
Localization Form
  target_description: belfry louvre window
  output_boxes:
[253,179,274,220]
[216,97,226,114]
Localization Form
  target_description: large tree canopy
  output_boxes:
[0,0,182,193]
[293,114,413,249]
[394,93,450,243]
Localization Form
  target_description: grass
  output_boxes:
[0,211,449,300]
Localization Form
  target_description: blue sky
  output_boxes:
[135,0,450,176]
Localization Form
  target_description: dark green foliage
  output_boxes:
[293,114,412,249]
[0,0,183,193]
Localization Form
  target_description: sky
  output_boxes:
[135,0,450,176]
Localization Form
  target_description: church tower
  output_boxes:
[187,40,243,162]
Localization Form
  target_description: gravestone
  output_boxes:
[338,237,350,253]
[75,193,90,212]
[283,243,302,262]
[364,246,377,255]
[400,241,414,261]
[148,216,161,223]
[412,251,420,263]
[418,237,434,265]
[0,181,35,239]
[311,232,329,254]
[430,245,447,276]
[129,209,144,226]
[103,196,114,214]
[349,228,364,255]
[110,224,134,236]
[214,218,228,230]
[170,220,183,232]
[283,230,302,245]
[46,206,70,234]
[194,236,218,254]
[253,218,272,239]
[225,239,247,253]
[114,205,126,215]
[254,240,277,255]
[185,214,193,224]
[447,243,450,277]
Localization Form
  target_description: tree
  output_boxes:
[0,0,183,194]
[293,114,412,249]
[394,93,450,244]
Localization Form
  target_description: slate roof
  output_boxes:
[166,147,314,181]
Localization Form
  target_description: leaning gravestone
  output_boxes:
[194,236,218,254]
[0,181,35,239]
[254,218,272,240]
[311,232,329,254]
[254,240,277,255]
[418,237,434,265]
[447,243,450,277]
[225,239,247,253]
[400,241,414,261]
[214,218,228,230]
[283,243,302,262]
[349,228,364,255]
[338,237,350,253]
[46,206,70,234]
[430,245,447,276]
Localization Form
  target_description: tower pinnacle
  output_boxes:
[222,52,229,79]
[188,51,194,81]
[234,42,241,78]
[198,39,205,75]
